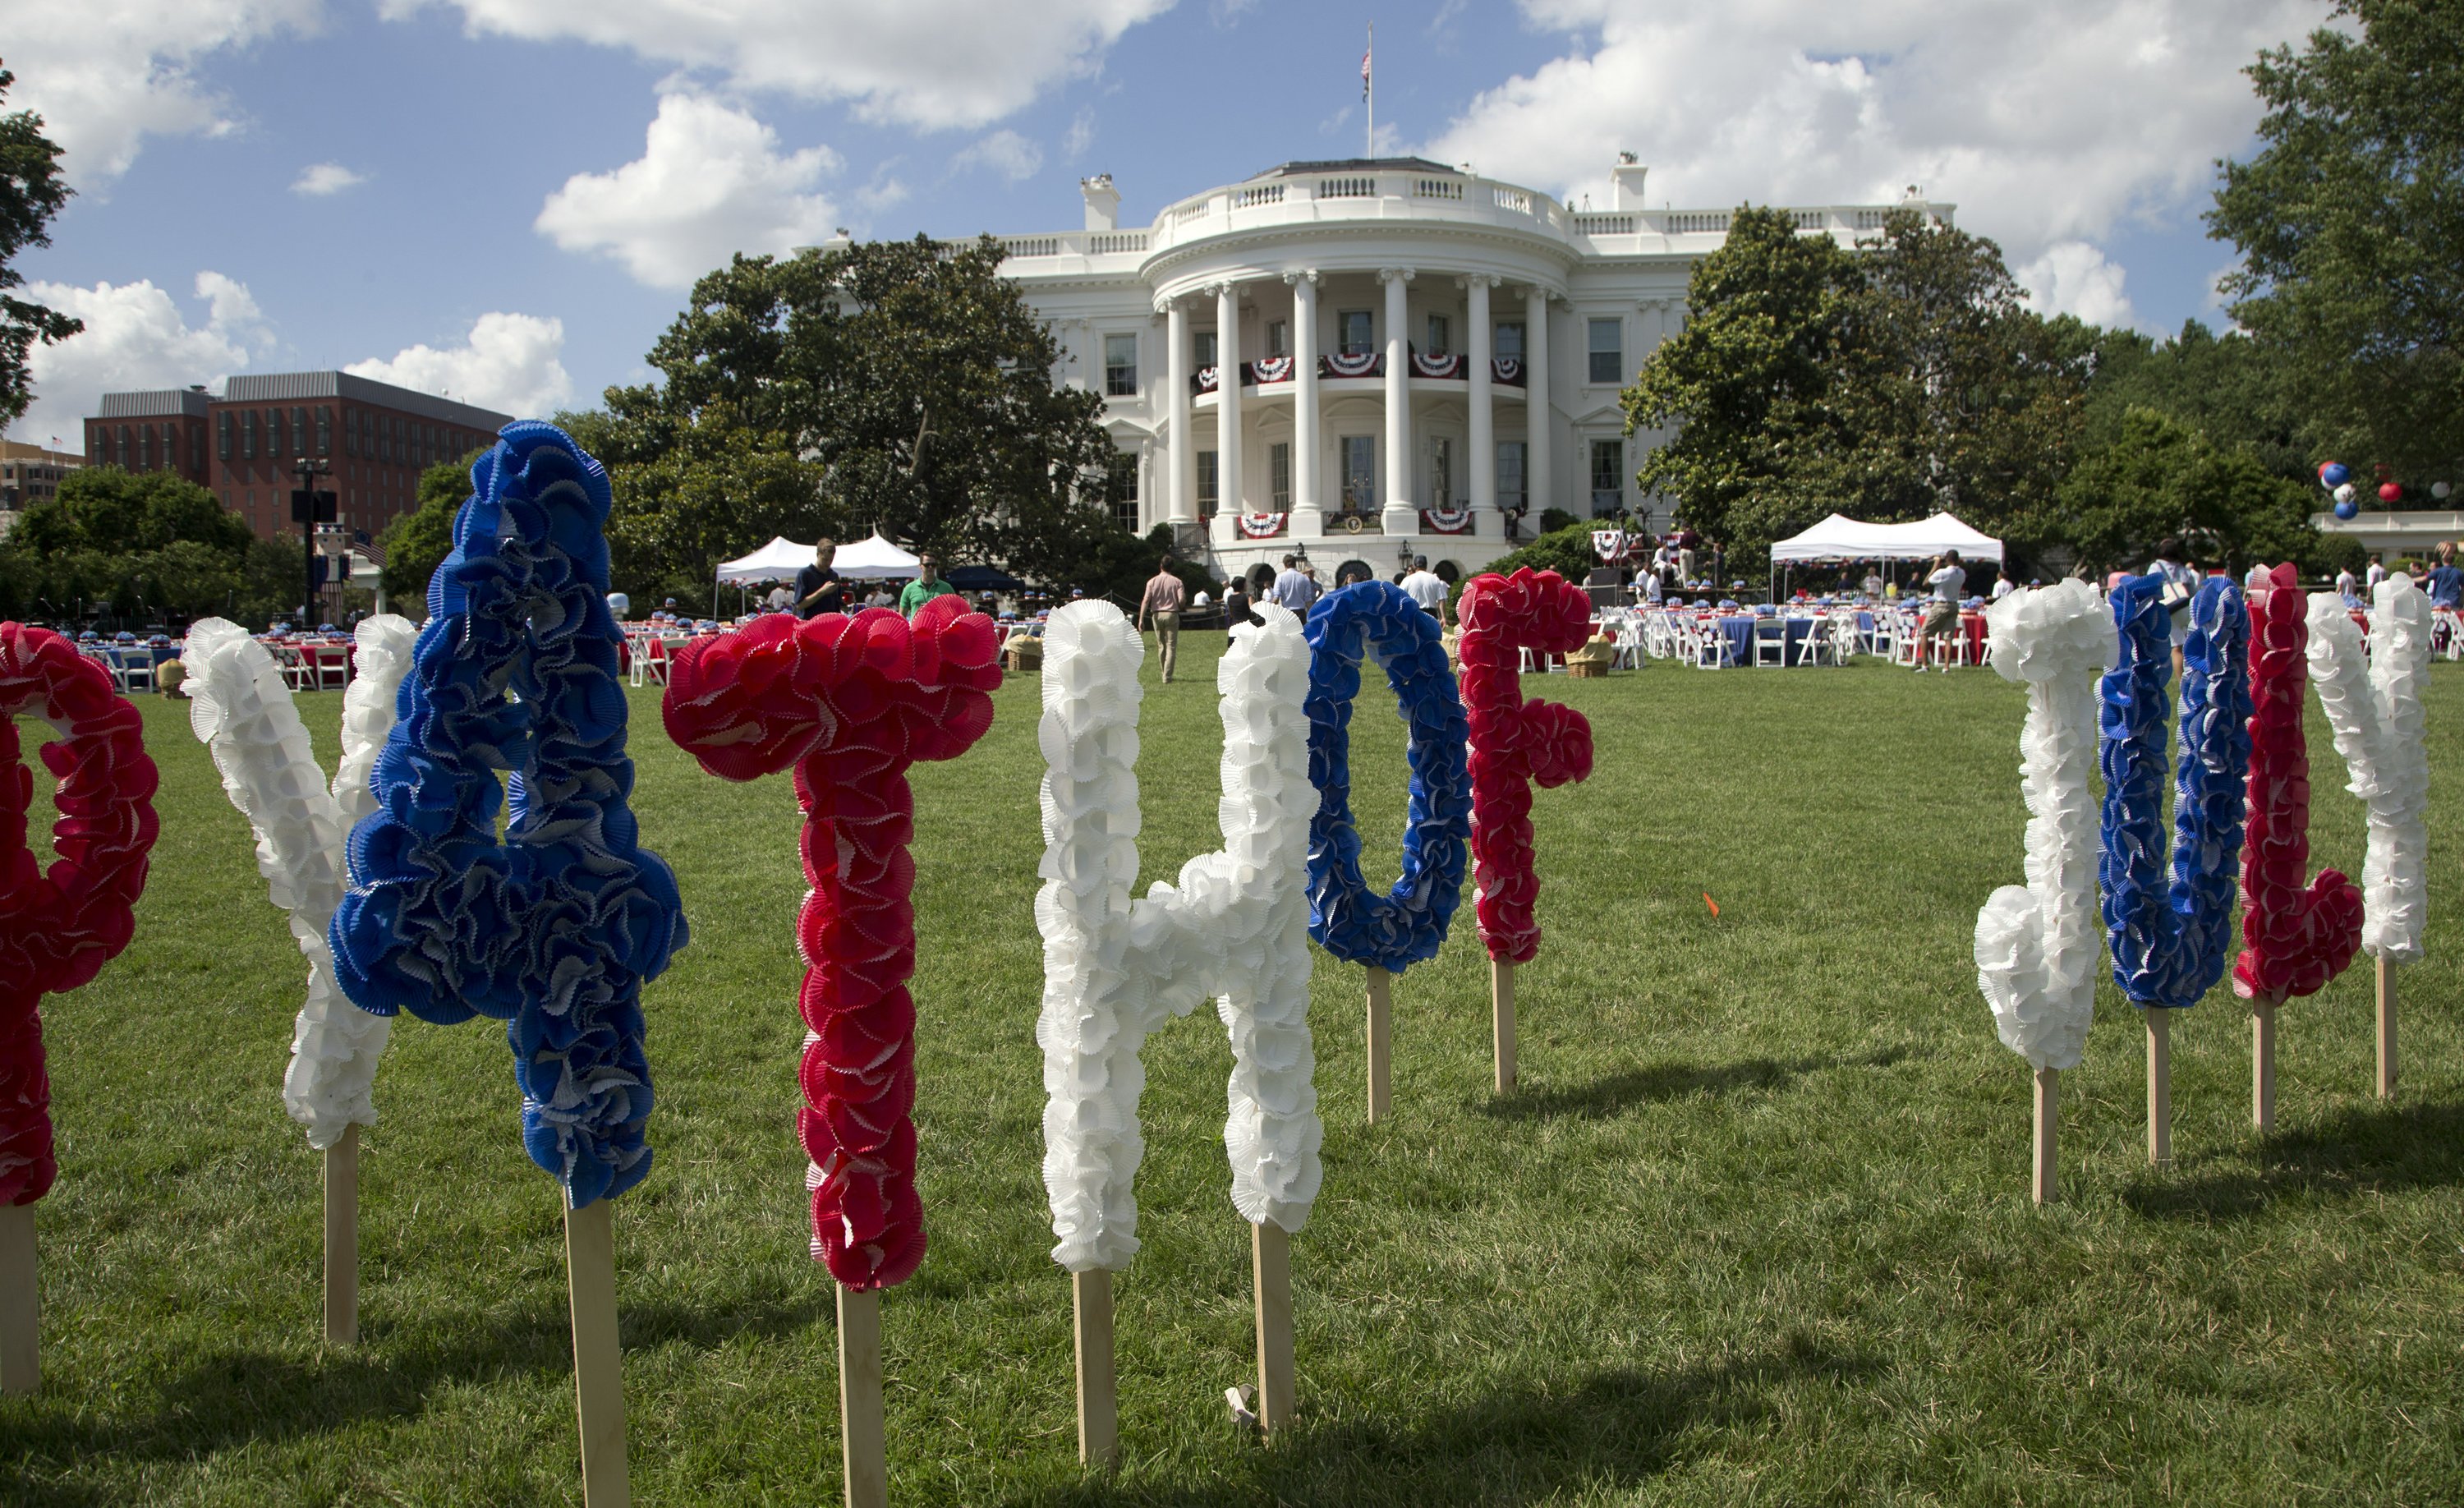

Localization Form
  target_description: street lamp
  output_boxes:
[292,457,333,625]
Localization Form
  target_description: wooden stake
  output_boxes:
[2145,1009,2172,1167]
[1364,966,1392,1124]
[1071,1269,1117,1469]
[1249,1221,1295,1437]
[2031,1066,2057,1206]
[2376,956,2396,1100]
[1491,959,1516,1094]
[324,1124,359,1345]
[837,1286,887,1508]
[563,1198,629,1508]
[0,1202,34,1396]
[2251,1002,2277,1133]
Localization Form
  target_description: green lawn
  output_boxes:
[2,641,2458,1506]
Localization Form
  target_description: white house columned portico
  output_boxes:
[977,157,1954,582]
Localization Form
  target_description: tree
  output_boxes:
[2209,0,2464,481]
[0,63,80,429]
[586,234,1128,599]
[2054,408,2356,580]
[376,451,491,605]
[0,466,301,625]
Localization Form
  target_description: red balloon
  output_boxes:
[2378,481,2403,503]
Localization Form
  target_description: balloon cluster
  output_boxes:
[0,623,161,1205]
[662,596,1000,1291]
[1458,568,1595,964]
[330,423,687,1210]
[2098,574,2250,1010]
[1301,582,1470,973]
[2319,461,2361,518]
[2232,564,2361,1005]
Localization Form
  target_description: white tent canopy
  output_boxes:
[1768,512,2003,564]
[714,536,816,586]
[828,531,923,581]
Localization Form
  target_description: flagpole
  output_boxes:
[1366,23,1375,158]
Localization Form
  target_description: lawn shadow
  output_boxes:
[0,1285,830,1501]
[1003,1331,1878,1506]
[2125,1096,2464,1221]
[1482,1046,1913,1123]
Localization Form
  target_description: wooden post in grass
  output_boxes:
[1250,1222,1294,1437]
[2376,958,2396,1100]
[1072,1270,1117,1468]
[0,1203,34,1395]
[2251,1003,2277,1133]
[2145,1009,2172,1166]
[2031,1068,2058,1206]
[1364,966,1392,1123]
[324,1124,359,1345]
[837,1287,887,1508]
[1491,960,1516,1094]
[563,1198,629,1508]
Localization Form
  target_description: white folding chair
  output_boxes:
[312,644,351,691]
[1752,619,1786,667]
[1787,618,1826,666]
[1827,615,1860,664]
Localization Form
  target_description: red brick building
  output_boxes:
[85,371,513,543]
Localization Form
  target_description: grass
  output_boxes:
[1,640,2458,1506]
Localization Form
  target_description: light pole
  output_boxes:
[294,456,332,625]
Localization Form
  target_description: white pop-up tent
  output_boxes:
[1768,512,2004,563]
[715,536,816,585]
[828,531,923,580]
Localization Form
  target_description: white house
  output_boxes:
[969,155,1951,582]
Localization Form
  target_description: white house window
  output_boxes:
[1496,441,1527,510]
[1340,435,1376,511]
[1270,441,1291,508]
[1195,331,1218,370]
[1494,321,1524,361]
[1198,450,1219,514]
[1338,310,1374,356]
[1428,436,1453,506]
[1590,437,1625,515]
[1425,314,1450,356]
[1588,317,1624,384]
[1266,320,1289,357]
[1112,465,1141,532]
[1104,333,1138,396]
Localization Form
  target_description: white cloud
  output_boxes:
[385,0,1175,130]
[1063,107,1096,160]
[1423,1,2323,267]
[534,93,842,288]
[6,0,325,185]
[970,130,1044,182]
[2017,241,2139,329]
[291,161,366,195]
[5,272,271,450]
[346,312,573,416]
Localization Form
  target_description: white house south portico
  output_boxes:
[993,157,1951,582]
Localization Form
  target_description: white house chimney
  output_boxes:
[1608,153,1649,211]
[1082,174,1121,232]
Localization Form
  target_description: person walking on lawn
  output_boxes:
[1138,556,1188,683]
[898,554,957,618]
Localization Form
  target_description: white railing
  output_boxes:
[1175,198,1213,223]
[1413,177,1464,200]
[1665,211,1730,234]
[1234,183,1285,208]
[999,230,1150,260]
[1087,231,1148,255]
[1000,236,1061,259]
[1574,214,1636,236]
[1318,176,1376,199]
[1493,186,1533,214]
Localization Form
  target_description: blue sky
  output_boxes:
[10,0,2331,449]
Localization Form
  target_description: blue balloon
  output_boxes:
[332,421,687,1208]
[2319,462,2351,488]
[2097,573,2250,1012]
[1302,582,1471,973]
[2333,499,2360,521]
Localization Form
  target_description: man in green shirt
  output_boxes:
[898,553,958,618]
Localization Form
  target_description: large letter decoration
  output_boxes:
[186,614,417,1341]
[1457,566,1594,1092]
[330,422,683,1506]
[2099,572,2250,1165]
[0,623,159,1395]
[2305,573,2430,1100]
[1301,582,1469,1123]
[661,591,1000,1503]
[1034,600,1316,1455]
[1972,580,2110,1204]
[2232,565,2361,1130]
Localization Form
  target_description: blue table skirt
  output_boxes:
[1714,616,1824,664]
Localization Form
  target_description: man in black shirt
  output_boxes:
[793,539,844,619]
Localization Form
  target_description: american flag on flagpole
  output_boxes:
[1361,46,1372,99]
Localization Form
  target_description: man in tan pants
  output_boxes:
[1138,556,1188,683]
